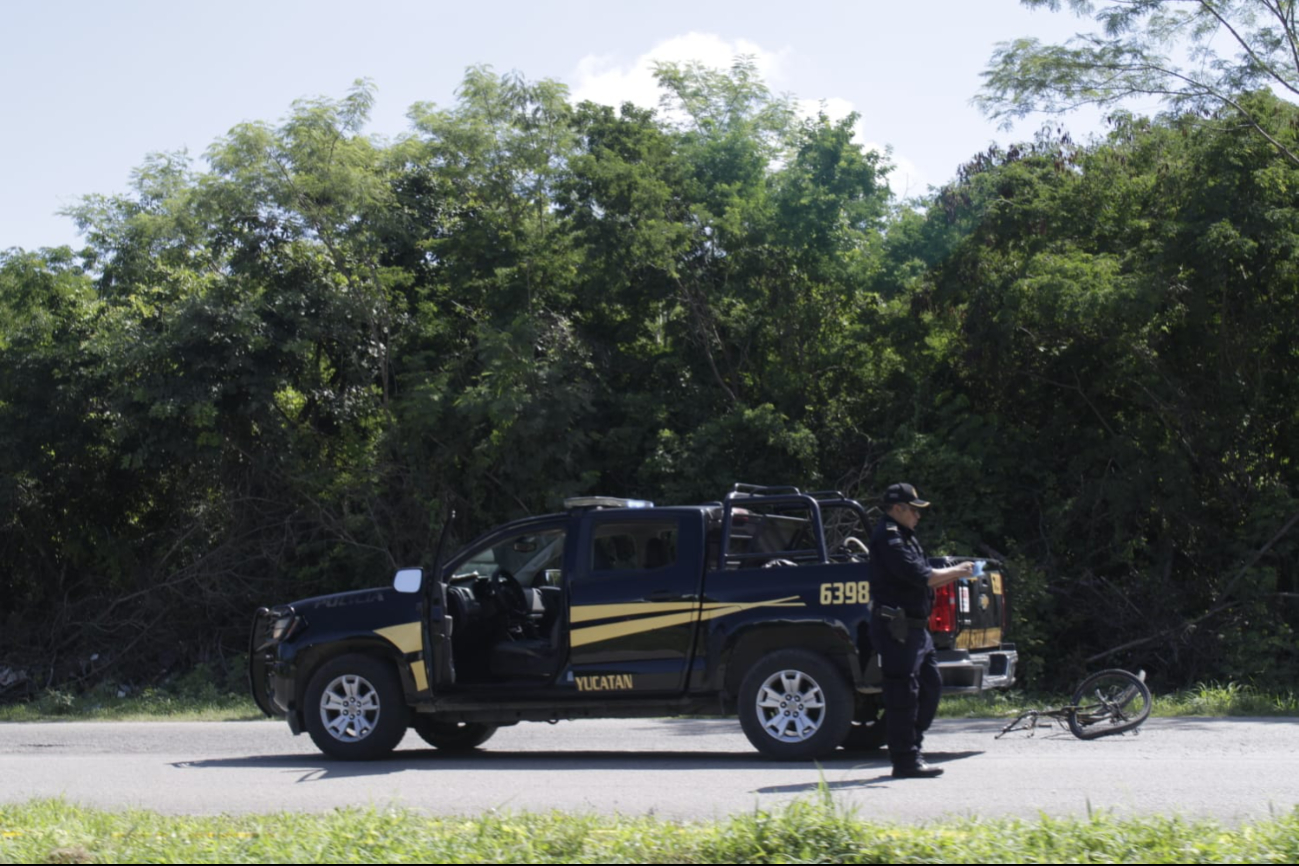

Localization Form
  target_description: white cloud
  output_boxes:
[798,98,930,198]
[572,35,929,198]
[571,33,789,110]
[798,96,855,124]
[865,141,929,199]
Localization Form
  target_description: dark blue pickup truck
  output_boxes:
[250,484,1018,760]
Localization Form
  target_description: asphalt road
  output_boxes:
[2,717,1297,822]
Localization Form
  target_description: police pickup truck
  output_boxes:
[249,485,1018,760]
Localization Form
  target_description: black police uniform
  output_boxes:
[868,514,943,770]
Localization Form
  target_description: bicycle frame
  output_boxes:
[996,668,1151,740]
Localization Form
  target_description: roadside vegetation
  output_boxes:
[0,662,259,722]
[4,795,1299,864]
[940,681,1299,719]
[5,1,1299,703]
[4,674,1297,723]
[0,692,257,724]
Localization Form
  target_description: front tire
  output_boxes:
[1068,668,1152,740]
[304,655,408,760]
[412,718,498,752]
[738,650,853,760]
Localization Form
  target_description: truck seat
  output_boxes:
[487,612,563,680]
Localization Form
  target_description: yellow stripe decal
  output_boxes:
[700,596,806,619]
[570,596,807,648]
[375,622,423,654]
[410,662,429,691]
[570,602,698,624]
[571,610,701,647]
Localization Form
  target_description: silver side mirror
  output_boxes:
[393,568,423,593]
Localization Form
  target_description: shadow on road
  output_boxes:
[755,775,892,794]
[752,750,985,795]
[171,747,932,781]
[644,718,744,736]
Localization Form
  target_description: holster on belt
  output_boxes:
[877,605,910,644]
[876,605,928,644]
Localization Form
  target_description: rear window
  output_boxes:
[591,522,679,572]
[705,500,870,569]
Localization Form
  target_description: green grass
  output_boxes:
[938,681,1299,720]
[0,661,261,722]
[1151,681,1299,716]
[3,796,1299,864]
[4,679,1297,723]
[0,691,260,723]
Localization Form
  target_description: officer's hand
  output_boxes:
[959,562,976,577]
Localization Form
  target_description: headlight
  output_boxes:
[270,615,293,641]
[269,610,304,642]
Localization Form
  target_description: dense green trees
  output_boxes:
[3,60,1298,696]
[879,96,1299,683]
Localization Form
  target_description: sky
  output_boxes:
[1,0,1142,253]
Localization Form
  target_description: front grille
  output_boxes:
[250,607,277,653]
[247,607,280,718]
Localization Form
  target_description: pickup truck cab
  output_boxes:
[250,485,1018,760]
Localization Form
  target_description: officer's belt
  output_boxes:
[873,605,930,629]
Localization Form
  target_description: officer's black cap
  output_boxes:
[882,483,930,508]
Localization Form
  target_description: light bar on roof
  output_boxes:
[563,496,655,510]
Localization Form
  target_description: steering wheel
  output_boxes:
[490,570,529,619]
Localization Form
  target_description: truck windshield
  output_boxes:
[457,529,566,586]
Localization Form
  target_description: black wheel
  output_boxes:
[303,655,409,760]
[1067,668,1151,740]
[412,717,498,752]
[841,698,887,752]
[737,649,854,760]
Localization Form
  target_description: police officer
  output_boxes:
[868,483,974,778]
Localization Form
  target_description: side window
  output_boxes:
[706,504,841,569]
[722,513,810,566]
[591,521,678,572]
[459,529,566,587]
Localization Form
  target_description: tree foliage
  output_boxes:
[887,94,1299,682]
[979,0,1299,166]
[3,62,1299,697]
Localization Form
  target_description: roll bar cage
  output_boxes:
[716,483,872,571]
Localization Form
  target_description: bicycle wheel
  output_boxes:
[1067,669,1151,740]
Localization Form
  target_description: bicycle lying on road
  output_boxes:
[996,668,1152,740]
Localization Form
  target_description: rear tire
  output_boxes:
[304,655,408,760]
[738,650,853,760]
[412,718,498,752]
[1067,669,1151,740]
